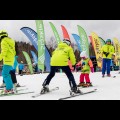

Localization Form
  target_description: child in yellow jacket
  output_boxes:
[76,51,94,87]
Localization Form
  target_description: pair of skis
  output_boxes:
[0,87,34,97]
[59,88,97,100]
[0,85,26,90]
[102,75,116,78]
[32,87,59,98]
[32,87,97,100]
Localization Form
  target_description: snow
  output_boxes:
[0,71,120,100]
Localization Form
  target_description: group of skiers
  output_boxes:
[40,38,115,95]
[0,30,115,95]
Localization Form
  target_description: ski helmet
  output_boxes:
[63,39,71,46]
[106,39,111,43]
[0,30,8,39]
[80,51,88,58]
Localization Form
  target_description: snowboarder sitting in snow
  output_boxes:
[76,51,94,87]
[40,39,81,95]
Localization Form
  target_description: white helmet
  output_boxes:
[80,51,88,58]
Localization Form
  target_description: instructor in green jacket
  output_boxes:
[101,39,114,77]
[40,39,81,95]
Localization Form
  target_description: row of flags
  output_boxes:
[19,20,120,73]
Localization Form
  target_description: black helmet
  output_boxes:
[0,30,8,39]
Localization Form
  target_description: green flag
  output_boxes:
[22,51,33,74]
[77,25,89,57]
[35,20,45,71]
[99,37,105,46]
[49,22,61,44]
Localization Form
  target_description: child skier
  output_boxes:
[0,56,21,88]
[76,51,94,87]
[0,30,16,94]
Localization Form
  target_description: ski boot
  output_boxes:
[102,74,105,78]
[107,74,111,77]
[77,82,85,87]
[83,82,93,87]
[14,83,21,87]
[70,87,82,96]
[40,85,49,94]
[0,88,16,95]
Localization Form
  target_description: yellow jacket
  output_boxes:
[50,42,76,66]
[0,37,16,66]
[101,44,114,59]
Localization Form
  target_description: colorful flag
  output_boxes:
[49,22,61,44]
[91,32,102,68]
[77,25,89,57]
[31,51,38,64]
[20,27,50,72]
[36,20,45,71]
[72,33,82,52]
[22,51,33,74]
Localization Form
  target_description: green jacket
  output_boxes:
[101,44,114,59]
[50,42,76,66]
[81,59,91,74]
[0,37,16,66]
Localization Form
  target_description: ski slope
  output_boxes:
[0,71,120,100]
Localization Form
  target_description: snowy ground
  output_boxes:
[0,71,120,100]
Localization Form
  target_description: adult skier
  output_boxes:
[101,39,114,77]
[40,39,81,95]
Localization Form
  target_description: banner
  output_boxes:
[72,34,82,52]
[31,51,38,64]
[61,25,70,40]
[99,37,105,47]
[61,25,73,70]
[77,25,89,57]
[91,32,102,68]
[35,20,45,71]
[113,38,120,65]
[20,27,50,72]
[89,36,94,50]
[49,22,61,44]
[22,51,33,74]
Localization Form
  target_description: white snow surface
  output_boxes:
[0,71,120,100]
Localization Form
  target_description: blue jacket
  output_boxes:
[18,63,24,70]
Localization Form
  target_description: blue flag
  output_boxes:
[72,34,82,52]
[20,27,51,72]
[31,51,38,64]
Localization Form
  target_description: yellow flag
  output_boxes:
[113,38,120,66]
[91,32,102,68]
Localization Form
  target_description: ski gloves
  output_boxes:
[103,51,110,57]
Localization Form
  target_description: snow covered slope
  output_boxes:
[0,71,120,100]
